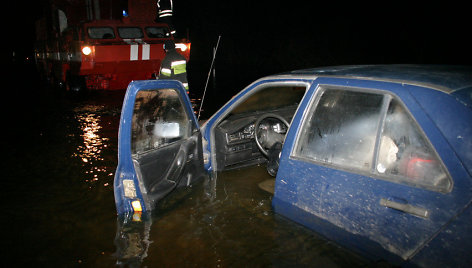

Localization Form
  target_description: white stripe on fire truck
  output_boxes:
[142,44,150,60]
[130,44,138,61]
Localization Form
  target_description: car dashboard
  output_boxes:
[214,106,297,171]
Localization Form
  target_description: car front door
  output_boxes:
[274,78,472,264]
[114,80,204,215]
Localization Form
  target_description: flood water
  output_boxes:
[3,73,377,267]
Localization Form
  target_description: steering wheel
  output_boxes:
[254,113,290,156]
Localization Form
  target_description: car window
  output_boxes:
[293,86,452,192]
[145,26,171,38]
[118,27,144,39]
[88,27,115,39]
[294,88,384,171]
[131,89,189,155]
[377,98,452,192]
[230,86,306,115]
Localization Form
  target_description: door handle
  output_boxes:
[380,198,429,218]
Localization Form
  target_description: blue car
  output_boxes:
[114,65,472,267]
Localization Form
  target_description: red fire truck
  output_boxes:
[35,0,190,91]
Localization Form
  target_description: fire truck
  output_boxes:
[35,0,190,91]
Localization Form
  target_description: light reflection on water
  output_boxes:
[6,92,123,266]
[72,105,115,188]
[74,107,108,162]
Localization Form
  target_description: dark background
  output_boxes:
[3,2,471,265]
[179,2,471,102]
[10,1,471,105]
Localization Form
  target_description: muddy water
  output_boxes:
[3,89,372,267]
[120,166,370,267]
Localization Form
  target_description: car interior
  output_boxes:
[129,84,307,199]
[211,84,307,183]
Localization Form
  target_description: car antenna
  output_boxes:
[198,35,221,121]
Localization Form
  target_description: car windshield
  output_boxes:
[145,27,171,38]
[230,86,306,116]
[88,27,115,39]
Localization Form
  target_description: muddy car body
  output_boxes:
[114,65,472,267]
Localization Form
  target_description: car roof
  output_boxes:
[287,65,472,94]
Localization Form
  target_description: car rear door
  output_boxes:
[114,80,204,215]
[274,77,472,264]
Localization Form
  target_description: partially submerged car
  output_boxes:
[114,65,472,267]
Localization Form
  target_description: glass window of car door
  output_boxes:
[131,89,189,155]
[294,87,452,192]
[294,87,384,171]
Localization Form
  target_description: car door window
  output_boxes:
[293,86,452,192]
[376,98,452,192]
[131,89,189,154]
[294,88,384,171]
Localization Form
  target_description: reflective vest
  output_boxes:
[159,49,189,90]
[157,0,173,19]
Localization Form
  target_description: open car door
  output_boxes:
[114,80,204,215]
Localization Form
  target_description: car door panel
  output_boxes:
[408,202,472,267]
[134,138,195,203]
[114,80,204,215]
[274,77,472,264]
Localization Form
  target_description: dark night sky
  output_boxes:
[173,1,471,95]
[11,1,471,95]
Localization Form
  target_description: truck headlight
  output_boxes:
[82,46,92,56]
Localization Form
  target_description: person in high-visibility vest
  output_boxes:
[159,39,189,92]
